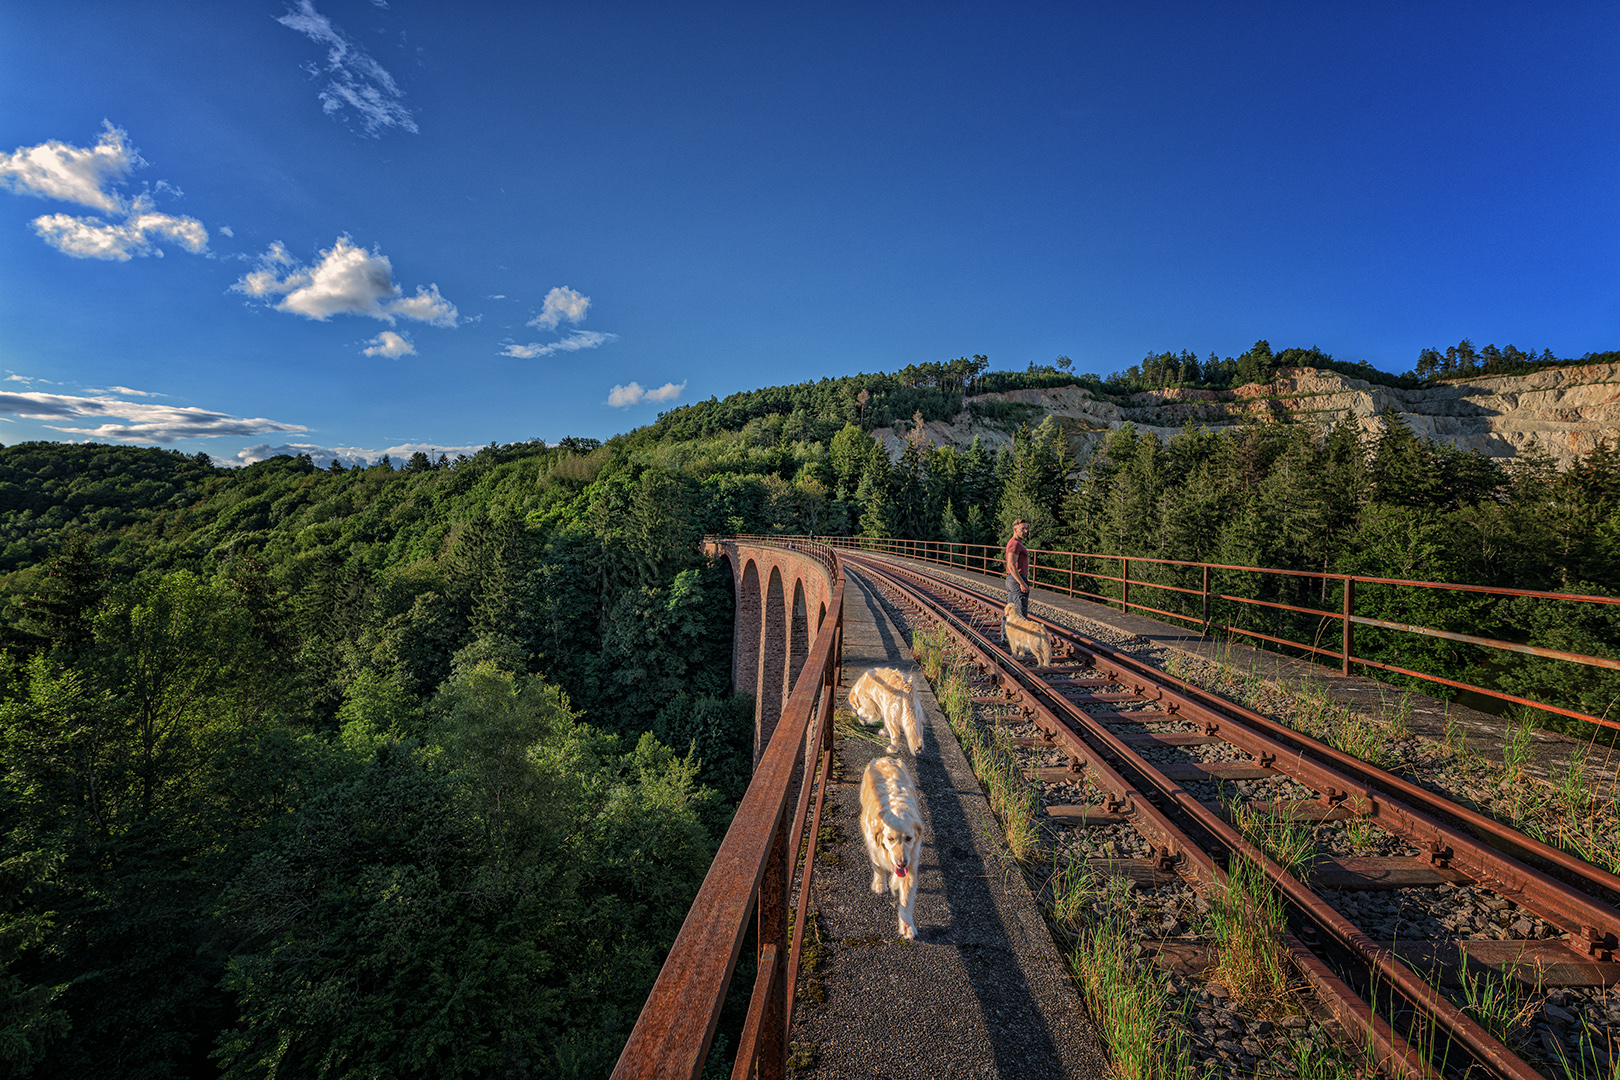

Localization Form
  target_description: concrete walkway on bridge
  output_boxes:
[789,567,1106,1080]
[852,551,1597,784]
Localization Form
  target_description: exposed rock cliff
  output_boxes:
[871,363,1620,470]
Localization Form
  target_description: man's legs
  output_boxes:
[1006,573,1027,618]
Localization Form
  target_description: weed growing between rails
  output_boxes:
[1207,795,1318,1015]
[1062,867,1205,1080]
[1051,862,1201,1080]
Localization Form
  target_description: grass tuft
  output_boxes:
[1056,864,1196,1080]
[1209,795,1315,1012]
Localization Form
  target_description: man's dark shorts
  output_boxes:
[1006,573,1027,618]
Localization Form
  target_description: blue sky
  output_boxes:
[1,2,1616,466]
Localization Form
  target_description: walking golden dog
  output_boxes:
[1002,603,1052,667]
[860,755,924,940]
[846,666,925,756]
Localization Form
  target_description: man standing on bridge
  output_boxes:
[1005,518,1031,629]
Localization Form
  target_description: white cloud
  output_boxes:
[386,284,457,325]
[219,225,234,237]
[0,390,306,443]
[0,122,138,212]
[363,330,415,357]
[528,285,590,330]
[382,441,483,460]
[230,442,374,469]
[501,330,616,358]
[229,440,483,469]
[0,125,207,260]
[235,237,459,326]
[277,0,418,137]
[607,380,686,408]
[32,199,208,261]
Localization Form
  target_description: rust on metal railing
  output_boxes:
[612,539,843,1080]
[776,534,1620,733]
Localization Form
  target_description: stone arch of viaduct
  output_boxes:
[705,540,835,766]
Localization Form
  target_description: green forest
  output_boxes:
[3,348,1618,1078]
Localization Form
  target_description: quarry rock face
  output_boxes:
[870,363,1620,470]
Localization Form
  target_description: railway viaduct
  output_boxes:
[617,537,1617,1080]
[702,537,837,763]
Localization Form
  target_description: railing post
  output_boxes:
[1068,552,1075,597]
[1121,556,1130,613]
[753,807,788,1080]
[1342,577,1355,677]
[1202,565,1211,635]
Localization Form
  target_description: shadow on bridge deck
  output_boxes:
[788,567,1106,1080]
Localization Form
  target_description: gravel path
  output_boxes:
[787,569,1106,1079]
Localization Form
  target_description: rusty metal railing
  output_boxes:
[756,534,1620,734]
[612,540,843,1080]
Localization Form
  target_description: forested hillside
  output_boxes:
[2,349,1618,1078]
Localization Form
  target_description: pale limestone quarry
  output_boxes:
[870,363,1620,471]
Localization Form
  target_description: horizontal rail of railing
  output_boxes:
[613,540,843,1080]
[735,534,1620,734]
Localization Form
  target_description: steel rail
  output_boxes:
[846,554,1553,1080]
[868,553,1620,951]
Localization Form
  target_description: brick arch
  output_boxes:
[703,538,841,775]
[733,557,762,699]
[786,577,809,702]
[755,565,787,767]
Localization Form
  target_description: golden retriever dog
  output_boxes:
[860,755,924,940]
[1002,603,1052,667]
[846,667,925,756]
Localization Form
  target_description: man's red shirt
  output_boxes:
[1005,534,1029,582]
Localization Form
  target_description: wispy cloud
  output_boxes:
[607,380,686,408]
[528,285,589,331]
[277,0,418,137]
[362,330,415,357]
[501,330,616,358]
[0,390,306,443]
[235,237,458,326]
[0,124,207,260]
[89,385,164,397]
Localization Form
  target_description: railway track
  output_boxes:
[839,551,1620,1080]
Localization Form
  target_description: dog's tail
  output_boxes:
[904,672,925,755]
